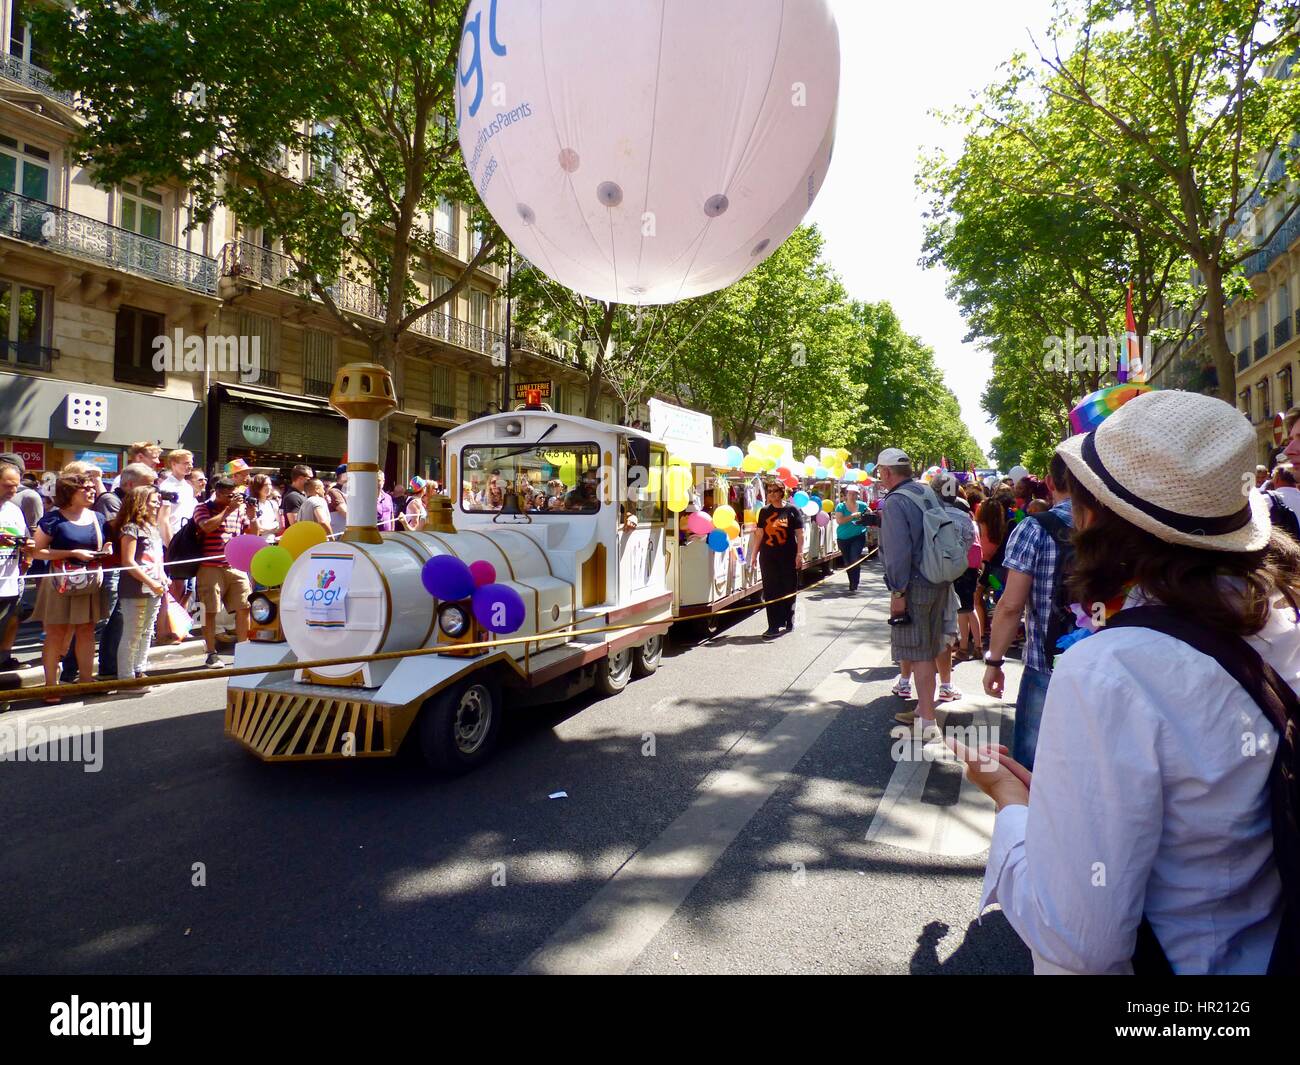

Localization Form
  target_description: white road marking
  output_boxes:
[519,591,892,976]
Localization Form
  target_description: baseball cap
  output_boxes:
[1007,464,1030,482]
[876,448,910,466]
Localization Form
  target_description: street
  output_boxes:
[0,558,1030,976]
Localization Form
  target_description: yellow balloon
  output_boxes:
[724,524,741,539]
[249,545,293,587]
[762,457,778,471]
[667,493,689,514]
[278,520,327,559]
[822,499,834,512]
[714,505,737,527]
[740,455,763,473]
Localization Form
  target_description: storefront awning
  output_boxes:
[217,384,340,417]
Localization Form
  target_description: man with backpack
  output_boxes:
[878,448,968,740]
[982,452,1073,770]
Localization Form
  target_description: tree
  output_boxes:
[34,0,502,379]
[664,226,859,453]
[959,0,1300,402]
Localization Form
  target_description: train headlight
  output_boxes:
[250,594,277,626]
[439,604,469,638]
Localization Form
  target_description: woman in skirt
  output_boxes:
[31,473,110,702]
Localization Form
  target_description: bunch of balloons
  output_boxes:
[420,554,526,634]
[226,520,332,588]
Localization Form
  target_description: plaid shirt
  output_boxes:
[1002,498,1073,673]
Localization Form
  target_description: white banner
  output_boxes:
[302,554,353,629]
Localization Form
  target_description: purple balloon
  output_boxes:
[421,554,475,601]
[225,533,267,573]
[471,583,527,634]
[815,511,830,527]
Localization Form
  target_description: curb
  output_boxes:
[0,638,215,692]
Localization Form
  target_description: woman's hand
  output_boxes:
[68,549,97,563]
[948,738,1031,811]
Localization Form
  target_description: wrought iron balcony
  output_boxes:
[0,54,73,107]
[0,191,218,294]
[303,377,332,398]
[0,339,55,371]
[1277,318,1293,347]
[516,327,580,366]
[247,367,279,389]
[433,227,457,256]
[1238,347,1251,371]
[1256,334,1270,359]
[1243,213,1300,277]
[220,239,505,357]
[430,402,456,419]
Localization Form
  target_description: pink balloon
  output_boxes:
[685,511,714,537]
[469,559,497,588]
[225,533,266,573]
[815,511,830,527]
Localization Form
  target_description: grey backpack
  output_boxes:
[895,482,969,584]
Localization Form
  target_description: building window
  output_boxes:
[467,372,490,418]
[114,305,165,388]
[1260,380,1272,421]
[0,133,49,202]
[307,120,341,185]
[119,182,164,240]
[1279,366,1293,411]
[8,1,47,68]
[0,276,49,368]
[302,328,334,396]
[238,310,278,387]
[431,363,454,419]
[1240,389,1251,416]
[468,289,490,332]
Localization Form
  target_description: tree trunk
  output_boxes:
[1200,263,1235,403]
[584,303,618,420]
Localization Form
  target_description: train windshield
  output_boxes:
[460,443,602,514]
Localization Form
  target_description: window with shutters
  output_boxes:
[114,305,165,388]
[467,372,490,419]
[303,329,334,397]
[431,363,455,419]
[238,310,278,388]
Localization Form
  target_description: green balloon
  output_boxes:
[249,545,294,587]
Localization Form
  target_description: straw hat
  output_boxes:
[1056,390,1271,553]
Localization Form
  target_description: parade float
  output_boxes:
[226,365,674,772]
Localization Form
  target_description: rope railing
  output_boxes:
[8,548,879,702]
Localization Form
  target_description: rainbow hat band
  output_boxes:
[1069,383,1153,436]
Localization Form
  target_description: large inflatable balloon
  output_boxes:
[456,0,840,305]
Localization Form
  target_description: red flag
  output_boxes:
[1120,284,1142,383]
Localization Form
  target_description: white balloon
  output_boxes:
[456,0,840,305]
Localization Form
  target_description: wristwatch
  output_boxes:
[983,652,1005,668]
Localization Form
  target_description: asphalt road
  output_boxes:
[0,557,1031,975]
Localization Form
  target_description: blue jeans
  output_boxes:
[1011,665,1051,771]
[839,533,866,590]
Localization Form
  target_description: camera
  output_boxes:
[158,490,179,503]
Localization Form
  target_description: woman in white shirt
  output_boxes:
[250,474,281,540]
[956,390,1294,974]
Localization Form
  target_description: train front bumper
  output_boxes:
[224,687,420,761]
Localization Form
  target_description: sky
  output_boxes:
[806,0,1058,456]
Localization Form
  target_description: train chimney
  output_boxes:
[329,362,399,545]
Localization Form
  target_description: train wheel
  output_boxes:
[632,634,663,677]
[594,647,634,696]
[417,677,501,774]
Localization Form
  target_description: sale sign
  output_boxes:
[7,440,45,470]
